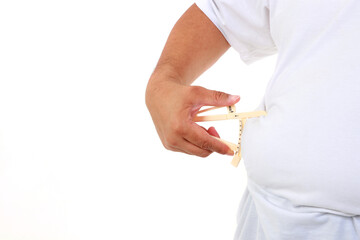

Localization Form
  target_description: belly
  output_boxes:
[241,96,360,216]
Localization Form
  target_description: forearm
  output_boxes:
[148,3,230,88]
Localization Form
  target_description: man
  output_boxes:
[146,0,360,239]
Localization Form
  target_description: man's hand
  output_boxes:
[146,78,240,157]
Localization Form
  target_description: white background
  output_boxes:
[0,0,276,239]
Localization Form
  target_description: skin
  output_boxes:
[145,3,241,158]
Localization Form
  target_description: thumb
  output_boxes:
[194,86,240,106]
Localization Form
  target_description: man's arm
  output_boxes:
[145,3,240,157]
[153,3,230,85]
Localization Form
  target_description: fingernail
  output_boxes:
[229,95,240,102]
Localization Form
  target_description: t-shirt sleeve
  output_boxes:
[195,0,277,65]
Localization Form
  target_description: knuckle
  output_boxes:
[189,86,203,96]
[162,141,172,150]
[198,151,211,158]
[162,141,168,149]
[171,121,183,135]
[213,91,226,102]
[213,142,228,154]
[200,140,212,151]
[165,136,177,147]
[219,146,229,155]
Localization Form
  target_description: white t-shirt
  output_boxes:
[195,0,360,239]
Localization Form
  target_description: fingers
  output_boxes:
[163,124,231,157]
[199,125,220,138]
[189,86,240,107]
[207,126,220,138]
[163,135,213,158]
[181,138,213,157]
[184,122,234,156]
